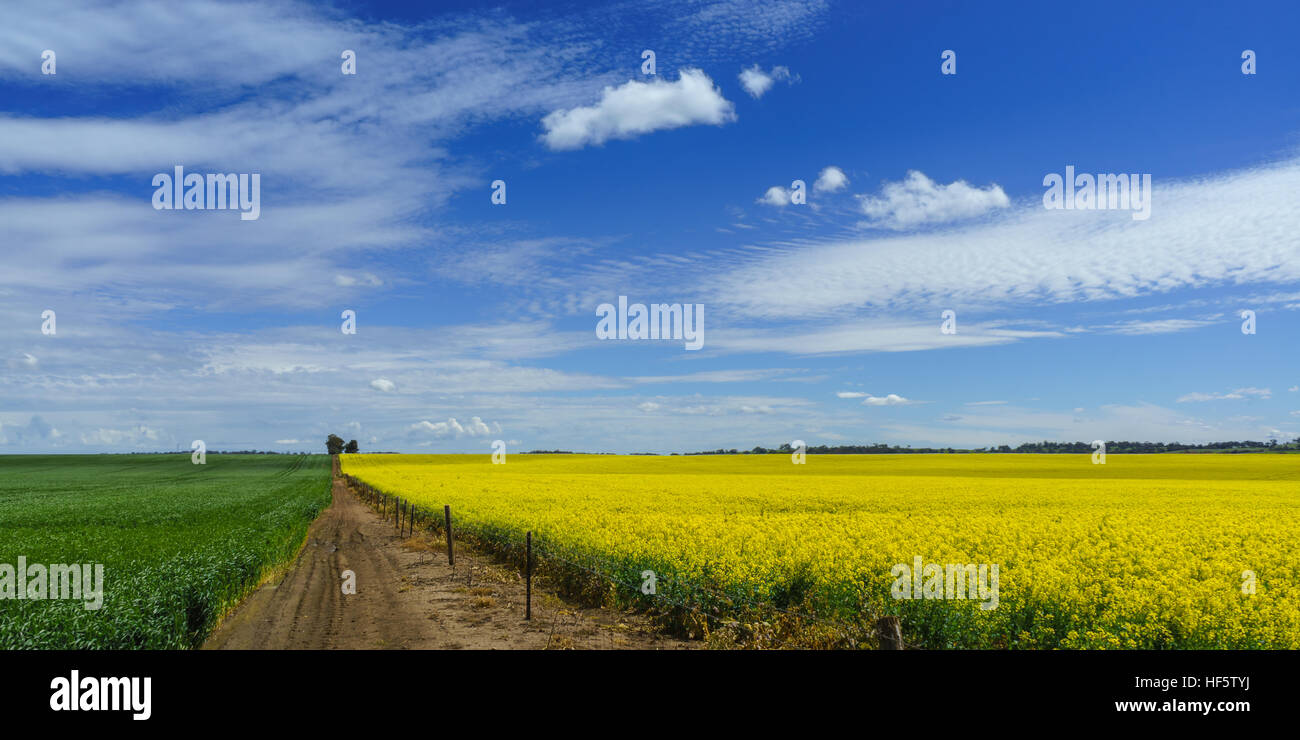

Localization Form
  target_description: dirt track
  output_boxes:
[204,468,688,650]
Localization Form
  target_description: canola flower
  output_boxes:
[341,453,1300,648]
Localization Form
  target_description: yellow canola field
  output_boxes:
[341,453,1300,648]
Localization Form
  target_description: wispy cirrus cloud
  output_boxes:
[708,159,1300,320]
[1177,387,1272,402]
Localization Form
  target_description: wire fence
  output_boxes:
[340,472,919,649]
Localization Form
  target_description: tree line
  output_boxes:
[686,439,1299,455]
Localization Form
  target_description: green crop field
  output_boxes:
[0,454,331,649]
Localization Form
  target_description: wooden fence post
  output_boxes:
[444,505,454,566]
[876,616,903,650]
[525,531,532,620]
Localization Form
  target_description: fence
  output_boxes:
[339,472,912,649]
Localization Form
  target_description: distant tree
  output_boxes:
[326,434,345,455]
[344,439,359,454]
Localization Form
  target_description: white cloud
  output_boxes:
[0,0,639,313]
[713,320,1061,356]
[813,165,848,193]
[1289,386,1298,392]
[408,416,496,438]
[1098,318,1217,335]
[884,402,1284,448]
[758,185,792,207]
[335,273,383,288]
[638,401,661,412]
[708,159,1300,320]
[370,378,396,392]
[274,439,303,444]
[836,391,867,398]
[79,425,157,446]
[630,368,792,384]
[861,393,911,406]
[0,415,62,446]
[858,170,1010,230]
[1177,387,1271,403]
[540,69,735,150]
[738,64,795,98]
[675,1,829,60]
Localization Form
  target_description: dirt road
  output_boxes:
[204,469,687,649]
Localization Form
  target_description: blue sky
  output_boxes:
[2,0,1298,453]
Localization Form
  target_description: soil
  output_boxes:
[203,467,691,650]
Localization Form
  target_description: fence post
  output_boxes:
[876,616,903,650]
[444,505,454,566]
[525,531,532,620]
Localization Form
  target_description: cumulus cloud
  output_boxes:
[408,416,497,438]
[79,425,157,446]
[813,165,848,193]
[758,185,792,206]
[541,69,735,150]
[370,378,396,392]
[858,170,1010,230]
[738,64,795,98]
[861,393,911,406]
[638,401,661,412]
[0,415,62,446]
